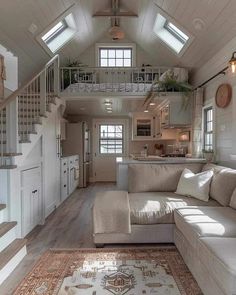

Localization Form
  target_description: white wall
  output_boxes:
[77,36,158,68]
[192,36,236,168]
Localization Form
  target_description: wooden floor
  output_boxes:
[0,183,117,294]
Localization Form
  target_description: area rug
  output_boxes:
[13,247,203,295]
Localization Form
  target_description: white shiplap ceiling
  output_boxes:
[0,0,236,84]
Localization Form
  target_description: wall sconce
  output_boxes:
[179,131,190,142]
[229,51,236,74]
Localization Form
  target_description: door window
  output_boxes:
[99,124,123,154]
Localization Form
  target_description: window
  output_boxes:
[153,13,192,55]
[38,13,76,55]
[42,21,68,45]
[99,125,123,154]
[164,21,189,44]
[99,48,132,67]
[203,107,214,151]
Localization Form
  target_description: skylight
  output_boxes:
[164,21,189,44]
[42,21,68,44]
[38,13,76,55]
[153,13,192,55]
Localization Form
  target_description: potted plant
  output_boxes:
[62,58,87,89]
[143,70,193,108]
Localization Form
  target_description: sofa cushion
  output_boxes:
[230,188,236,210]
[176,168,213,202]
[174,207,236,248]
[128,163,203,193]
[129,192,219,225]
[202,163,236,206]
[198,237,236,294]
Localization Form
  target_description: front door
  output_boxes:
[93,118,128,182]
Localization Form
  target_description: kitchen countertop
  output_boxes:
[116,156,206,165]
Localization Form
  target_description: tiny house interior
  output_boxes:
[0,1,236,294]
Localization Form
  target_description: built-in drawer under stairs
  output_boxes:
[0,204,27,285]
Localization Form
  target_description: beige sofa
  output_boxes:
[94,163,220,245]
[93,162,236,295]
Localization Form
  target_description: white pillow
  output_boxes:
[176,168,213,202]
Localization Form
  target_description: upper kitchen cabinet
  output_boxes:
[132,113,161,141]
[160,96,192,128]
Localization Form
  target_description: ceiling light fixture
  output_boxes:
[144,110,149,113]
[106,107,112,111]
[104,101,112,106]
[108,24,125,40]
[229,52,236,74]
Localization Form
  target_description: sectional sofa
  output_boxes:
[93,162,236,295]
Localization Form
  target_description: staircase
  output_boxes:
[0,55,61,284]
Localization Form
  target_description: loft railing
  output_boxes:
[0,55,59,167]
[60,66,172,94]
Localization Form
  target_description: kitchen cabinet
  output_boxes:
[132,113,161,140]
[160,97,192,128]
[21,167,42,236]
[60,155,79,202]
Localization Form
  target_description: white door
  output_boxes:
[93,119,129,182]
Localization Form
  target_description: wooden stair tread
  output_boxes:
[0,222,17,238]
[0,204,6,211]
[0,165,17,169]
[0,239,27,271]
[1,153,22,157]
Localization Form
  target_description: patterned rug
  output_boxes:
[13,247,203,295]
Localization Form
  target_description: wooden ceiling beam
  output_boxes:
[93,12,138,18]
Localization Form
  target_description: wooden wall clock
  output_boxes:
[215,84,232,108]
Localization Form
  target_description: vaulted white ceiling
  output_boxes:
[1,0,236,84]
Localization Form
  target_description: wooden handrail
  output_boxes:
[0,55,59,111]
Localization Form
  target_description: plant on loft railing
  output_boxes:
[143,69,193,110]
[0,55,59,168]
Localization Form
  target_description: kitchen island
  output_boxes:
[116,156,206,190]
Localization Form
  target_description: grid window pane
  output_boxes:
[124,50,131,58]
[99,48,132,67]
[116,50,123,58]
[100,59,108,67]
[99,124,124,154]
[204,107,214,151]
[124,59,131,67]
[116,59,123,67]
[108,59,116,67]
[100,49,108,58]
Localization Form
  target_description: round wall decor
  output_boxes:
[215,83,232,108]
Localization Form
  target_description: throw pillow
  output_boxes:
[176,168,213,202]
[230,188,236,210]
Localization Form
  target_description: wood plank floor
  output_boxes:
[0,183,118,294]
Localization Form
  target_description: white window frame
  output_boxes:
[99,124,124,154]
[153,7,193,56]
[99,48,133,67]
[37,6,77,56]
[95,43,136,67]
[202,103,215,151]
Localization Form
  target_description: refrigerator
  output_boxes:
[62,122,91,187]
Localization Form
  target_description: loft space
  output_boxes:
[1,1,236,295]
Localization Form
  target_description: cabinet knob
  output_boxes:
[64,184,67,188]
[64,170,66,173]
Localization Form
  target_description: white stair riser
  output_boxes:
[0,210,6,223]
[0,246,27,285]
[0,227,16,252]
